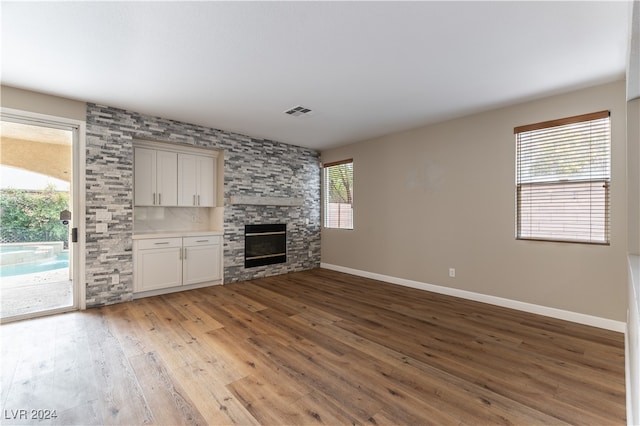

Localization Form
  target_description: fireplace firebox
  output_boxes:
[244,224,286,268]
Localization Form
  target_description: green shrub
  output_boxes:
[0,185,69,243]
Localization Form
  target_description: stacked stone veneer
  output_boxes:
[85,103,320,307]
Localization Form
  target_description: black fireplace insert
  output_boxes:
[244,224,286,268]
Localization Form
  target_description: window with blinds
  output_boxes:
[323,159,353,229]
[515,110,611,244]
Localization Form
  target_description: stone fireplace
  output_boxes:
[245,224,286,268]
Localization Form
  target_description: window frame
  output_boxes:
[323,159,354,230]
[514,110,611,245]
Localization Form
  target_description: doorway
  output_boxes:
[0,113,82,321]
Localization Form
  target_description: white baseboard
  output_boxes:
[320,263,626,333]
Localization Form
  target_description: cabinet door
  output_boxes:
[197,156,216,207]
[156,150,178,206]
[135,247,182,291]
[183,243,221,285]
[134,147,156,206]
[178,154,198,206]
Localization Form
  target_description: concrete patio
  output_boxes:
[1,268,73,319]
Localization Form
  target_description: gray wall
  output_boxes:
[321,81,628,322]
[86,103,320,307]
[1,85,86,121]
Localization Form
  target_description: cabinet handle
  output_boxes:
[196,240,209,243]
[154,242,170,245]
[198,195,200,206]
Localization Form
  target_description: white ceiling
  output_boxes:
[1,1,631,151]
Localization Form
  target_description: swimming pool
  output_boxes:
[0,243,69,277]
[0,251,69,277]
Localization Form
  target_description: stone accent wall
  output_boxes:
[85,103,320,307]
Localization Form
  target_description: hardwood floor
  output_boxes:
[1,268,626,425]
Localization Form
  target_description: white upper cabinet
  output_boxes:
[197,156,216,207]
[178,154,216,207]
[134,142,218,208]
[156,150,178,206]
[134,147,155,206]
[134,147,178,206]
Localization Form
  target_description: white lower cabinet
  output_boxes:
[134,238,182,292]
[183,236,221,285]
[134,234,222,294]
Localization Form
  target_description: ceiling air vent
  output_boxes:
[284,105,312,117]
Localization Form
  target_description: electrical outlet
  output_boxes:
[96,223,108,233]
[449,268,456,278]
[111,274,120,284]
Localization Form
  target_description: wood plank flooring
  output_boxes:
[0,268,626,425]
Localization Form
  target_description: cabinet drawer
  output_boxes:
[136,237,182,250]
[183,236,220,247]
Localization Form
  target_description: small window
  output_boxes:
[515,111,611,244]
[323,159,353,229]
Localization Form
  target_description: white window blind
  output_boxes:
[515,111,610,244]
[323,159,353,230]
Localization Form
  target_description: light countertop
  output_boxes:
[132,230,224,240]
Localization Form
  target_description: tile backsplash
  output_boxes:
[133,207,218,233]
